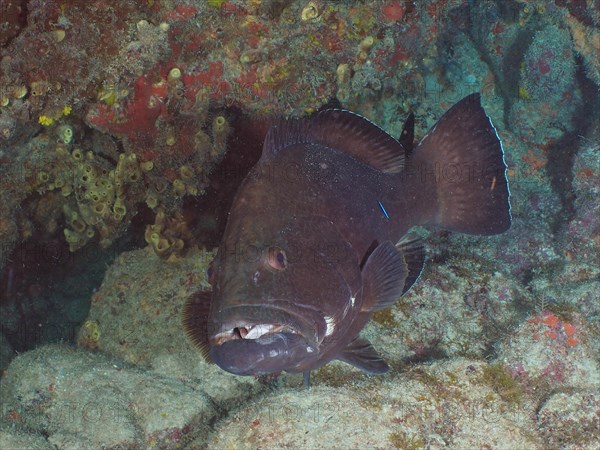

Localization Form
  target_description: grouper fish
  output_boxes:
[183,93,511,386]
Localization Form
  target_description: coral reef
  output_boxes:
[499,310,599,399]
[520,24,576,103]
[509,22,581,147]
[0,0,26,47]
[2,0,596,266]
[368,253,532,364]
[0,421,52,450]
[2,115,228,255]
[0,1,598,448]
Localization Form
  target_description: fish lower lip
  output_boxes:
[209,331,314,376]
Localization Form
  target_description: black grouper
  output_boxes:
[184,93,511,386]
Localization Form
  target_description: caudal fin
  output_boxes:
[409,93,511,235]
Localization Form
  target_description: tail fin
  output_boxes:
[409,93,511,235]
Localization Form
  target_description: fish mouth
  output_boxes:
[210,301,325,347]
[213,323,298,345]
[208,302,324,375]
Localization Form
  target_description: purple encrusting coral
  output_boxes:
[1,1,599,449]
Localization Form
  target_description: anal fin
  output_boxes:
[396,236,425,295]
[337,336,389,374]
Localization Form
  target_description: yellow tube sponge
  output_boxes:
[141,161,154,172]
[154,238,171,256]
[61,184,72,197]
[211,115,230,158]
[71,218,86,234]
[149,231,160,246]
[93,202,107,216]
[154,209,166,229]
[113,200,126,217]
[72,148,83,161]
[77,319,101,349]
[173,179,186,196]
[37,171,50,183]
[179,165,194,180]
[57,124,74,144]
[146,193,159,209]
[64,228,80,244]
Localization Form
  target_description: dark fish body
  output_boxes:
[184,94,511,382]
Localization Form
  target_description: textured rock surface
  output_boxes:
[0,345,218,449]
[76,247,263,408]
[0,331,14,374]
[537,389,600,448]
[208,359,542,449]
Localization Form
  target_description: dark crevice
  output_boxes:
[546,59,599,235]
[0,235,128,353]
[0,0,28,48]
[183,109,270,247]
[499,26,536,125]
[449,0,534,128]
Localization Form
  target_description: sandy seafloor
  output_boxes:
[0,1,598,449]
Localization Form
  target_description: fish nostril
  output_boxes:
[234,327,248,339]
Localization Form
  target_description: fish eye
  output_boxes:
[265,246,287,271]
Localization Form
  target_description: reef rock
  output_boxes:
[0,345,217,449]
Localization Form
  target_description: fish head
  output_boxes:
[207,213,361,376]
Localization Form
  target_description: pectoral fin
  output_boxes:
[361,241,408,311]
[337,336,389,374]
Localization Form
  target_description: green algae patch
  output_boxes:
[479,363,524,405]
[388,431,425,450]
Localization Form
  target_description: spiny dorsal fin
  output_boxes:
[396,236,425,294]
[337,336,389,374]
[262,110,405,173]
[399,112,415,157]
[182,291,213,362]
[361,241,408,311]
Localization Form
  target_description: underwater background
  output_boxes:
[0,0,598,448]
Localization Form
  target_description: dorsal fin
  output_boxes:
[337,336,389,374]
[182,290,213,362]
[262,110,405,173]
[398,112,415,157]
